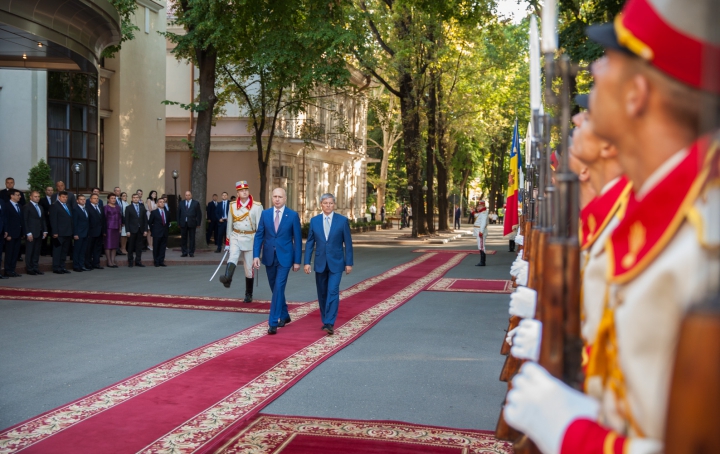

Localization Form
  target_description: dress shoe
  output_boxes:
[128,262,134,268]
[82,267,92,271]
[154,264,160,267]
[135,262,145,267]
[62,269,71,274]
[189,253,194,257]
[215,250,221,253]
[36,271,44,275]
[53,270,64,275]
[73,268,84,272]
[181,253,188,257]
[322,324,334,335]
[159,263,167,267]
[267,326,277,335]
[26,270,38,276]
[117,251,126,256]
[94,266,104,270]
[278,317,292,327]
[110,265,119,268]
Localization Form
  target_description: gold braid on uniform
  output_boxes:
[232,211,250,223]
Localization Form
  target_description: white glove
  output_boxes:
[224,245,230,252]
[510,319,542,361]
[505,327,518,346]
[510,260,528,278]
[509,287,537,318]
[516,266,528,286]
[515,234,524,246]
[505,362,600,454]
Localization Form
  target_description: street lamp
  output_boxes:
[72,162,83,195]
[172,170,179,204]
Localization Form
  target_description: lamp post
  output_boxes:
[72,162,83,195]
[422,184,429,230]
[172,170,179,204]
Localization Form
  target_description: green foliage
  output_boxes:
[161,100,210,113]
[556,0,624,63]
[27,159,54,194]
[102,0,140,58]
[169,221,180,235]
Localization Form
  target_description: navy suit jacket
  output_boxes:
[86,203,105,237]
[253,206,302,268]
[304,213,354,273]
[148,209,170,238]
[207,201,219,222]
[72,205,90,238]
[215,199,230,221]
[2,200,24,238]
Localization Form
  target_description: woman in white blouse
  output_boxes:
[145,190,158,251]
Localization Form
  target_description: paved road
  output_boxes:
[0,226,515,431]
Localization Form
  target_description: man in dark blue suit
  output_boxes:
[0,196,6,279]
[148,198,170,267]
[253,188,302,335]
[3,189,25,277]
[85,194,105,269]
[303,193,353,335]
[215,191,230,253]
[72,195,91,272]
[206,193,219,246]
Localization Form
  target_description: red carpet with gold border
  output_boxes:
[0,252,467,454]
[216,414,513,454]
[427,278,513,294]
[0,287,284,313]
[413,249,498,254]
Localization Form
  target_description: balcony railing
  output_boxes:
[274,118,362,151]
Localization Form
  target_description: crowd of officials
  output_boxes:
[0,178,192,277]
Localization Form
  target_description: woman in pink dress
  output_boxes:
[104,194,122,268]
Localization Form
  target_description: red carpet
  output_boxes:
[0,287,282,313]
[413,249,498,254]
[217,415,512,453]
[0,252,466,454]
[427,278,513,294]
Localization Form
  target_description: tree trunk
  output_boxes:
[425,70,437,233]
[399,72,423,237]
[435,75,449,231]
[190,45,217,250]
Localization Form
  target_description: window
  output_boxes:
[47,72,99,191]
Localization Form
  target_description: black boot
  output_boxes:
[219,263,236,288]
[475,251,486,266]
[509,240,515,252]
[244,277,253,303]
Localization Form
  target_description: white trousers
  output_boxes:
[229,240,254,278]
[474,228,485,251]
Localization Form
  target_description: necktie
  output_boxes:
[186,201,190,209]
[324,216,330,240]
[34,203,41,217]
[95,205,100,213]
[223,201,226,214]
[161,209,166,225]
[82,207,87,217]
[274,210,280,232]
[14,203,20,214]
[135,203,139,216]
[62,203,70,215]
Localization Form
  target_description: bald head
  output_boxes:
[272,188,286,209]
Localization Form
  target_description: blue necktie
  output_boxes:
[62,203,70,215]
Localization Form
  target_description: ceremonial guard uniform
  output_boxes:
[504,1,720,453]
[473,201,488,266]
[219,181,263,302]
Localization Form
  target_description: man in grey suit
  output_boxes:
[177,191,202,257]
[125,193,148,267]
[23,191,47,275]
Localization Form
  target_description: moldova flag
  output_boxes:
[503,119,520,236]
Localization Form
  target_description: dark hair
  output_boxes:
[108,194,116,202]
[92,187,100,192]
[6,177,14,182]
[77,194,86,200]
[212,193,218,197]
[58,190,68,196]
[120,192,127,197]
[8,188,19,196]
[222,191,228,196]
[147,190,157,202]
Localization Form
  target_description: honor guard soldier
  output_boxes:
[504,0,720,453]
[219,181,263,302]
[473,201,489,266]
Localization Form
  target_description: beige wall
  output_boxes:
[104,1,167,197]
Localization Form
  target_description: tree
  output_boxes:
[102,0,140,58]
[217,0,356,207]
[164,0,232,249]
[366,87,402,215]
[27,159,53,194]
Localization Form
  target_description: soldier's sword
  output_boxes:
[209,250,229,281]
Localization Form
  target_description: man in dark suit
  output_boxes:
[72,195,91,272]
[177,191,202,257]
[215,191,230,253]
[125,193,148,267]
[253,188,302,335]
[206,193,219,246]
[148,198,170,267]
[0,199,6,279]
[0,178,26,206]
[3,189,25,277]
[91,188,104,209]
[23,191,47,275]
[85,193,104,269]
[39,185,54,256]
[50,191,73,274]
[303,193,353,335]
[454,205,462,230]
